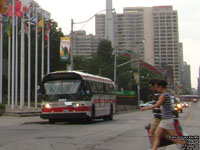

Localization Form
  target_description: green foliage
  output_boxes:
[49,20,65,71]
[0,104,6,109]
[97,39,113,64]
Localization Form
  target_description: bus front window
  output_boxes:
[44,80,81,96]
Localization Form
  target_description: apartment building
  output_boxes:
[197,67,200,95]
[96,5,181,87]
[71,31,101,56]
[182,62,192,92]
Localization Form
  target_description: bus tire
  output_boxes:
[108,105,113,121]
[88,105,95,123]
[49,119,56,124]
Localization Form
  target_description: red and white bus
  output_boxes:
[180,95,199,102]
[40,71,116,123]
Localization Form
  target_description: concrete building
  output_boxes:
[96,5,181,88]
[71,31,101,56]
[182,62,192,92]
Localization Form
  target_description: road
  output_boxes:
[0,102,199,150]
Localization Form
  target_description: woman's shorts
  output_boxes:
[159,119,175,130]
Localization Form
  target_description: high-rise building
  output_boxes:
[197,67,200,95]
[182,62,192,93]
[70,31,101,56]
[96,5,181,88]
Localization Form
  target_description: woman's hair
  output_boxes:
[157,80,168,88]
[148,79,159,86]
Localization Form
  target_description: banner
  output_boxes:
[60,37,70,63]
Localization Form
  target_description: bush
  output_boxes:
[0,104,6,109]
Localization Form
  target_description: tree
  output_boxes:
[97,39,113,65]
[49,20,65,72]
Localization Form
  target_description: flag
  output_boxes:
[45,21,50,41]
[0,0,5,14]
[6,5,12,17]
[38,19,43,28]
[24,23,28,36]
[15,0,23,17]
[7,18,12,37]
[26,16,36,25]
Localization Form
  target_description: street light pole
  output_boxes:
[137,58,140,107]
[70,19,74,71]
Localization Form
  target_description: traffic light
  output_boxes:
[0,0,5,14]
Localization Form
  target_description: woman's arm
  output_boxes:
[140,95,166,111]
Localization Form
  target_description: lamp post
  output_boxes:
[70,9,115,71]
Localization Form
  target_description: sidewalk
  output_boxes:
[5,105,41,117]
[0,116,43,127]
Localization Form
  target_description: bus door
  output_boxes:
[89,82,101,114]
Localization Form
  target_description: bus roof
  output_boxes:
[43,71,113,84]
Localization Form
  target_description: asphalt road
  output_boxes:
[0,102,199,150]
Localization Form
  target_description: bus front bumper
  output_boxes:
[40,112,89,120]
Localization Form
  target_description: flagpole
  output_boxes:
[15,16,18,106]
[0,17,3,104]
[35,6,38,109]
[20,15,25,110]
[11,0,15,110]
[7,36,11,106]
[41,10,44,80]
[47,21,50,74]
[27,9,31,109]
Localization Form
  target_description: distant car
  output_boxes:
[139,100,156,108]
[193,99,198,103]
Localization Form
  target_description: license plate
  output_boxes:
[63,109,69,112]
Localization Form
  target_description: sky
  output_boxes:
[35,0,200,89]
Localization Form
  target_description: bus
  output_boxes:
[179,95,199,102]
[40,71,116,123]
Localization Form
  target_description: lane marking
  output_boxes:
[183,110,193,126]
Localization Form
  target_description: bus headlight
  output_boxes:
[45,103,52,109]
[73,103,80,107]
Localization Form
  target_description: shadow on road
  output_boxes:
[22,119,116,126]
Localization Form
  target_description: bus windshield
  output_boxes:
[44,80,81,95]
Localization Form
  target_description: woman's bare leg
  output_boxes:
[167,130,186,146]
[152,127,165,150]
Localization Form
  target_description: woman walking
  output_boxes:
[140,80,185,150]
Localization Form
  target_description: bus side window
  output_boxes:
[84,81,91,95]
[109,84,115,94]
[105,84,110,94]
[89,81,97,93]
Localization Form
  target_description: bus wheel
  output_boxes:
[88,105,95,123]
[49,119,56,124]
[108,105,113,121]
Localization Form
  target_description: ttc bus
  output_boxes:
[40,71,116,123]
